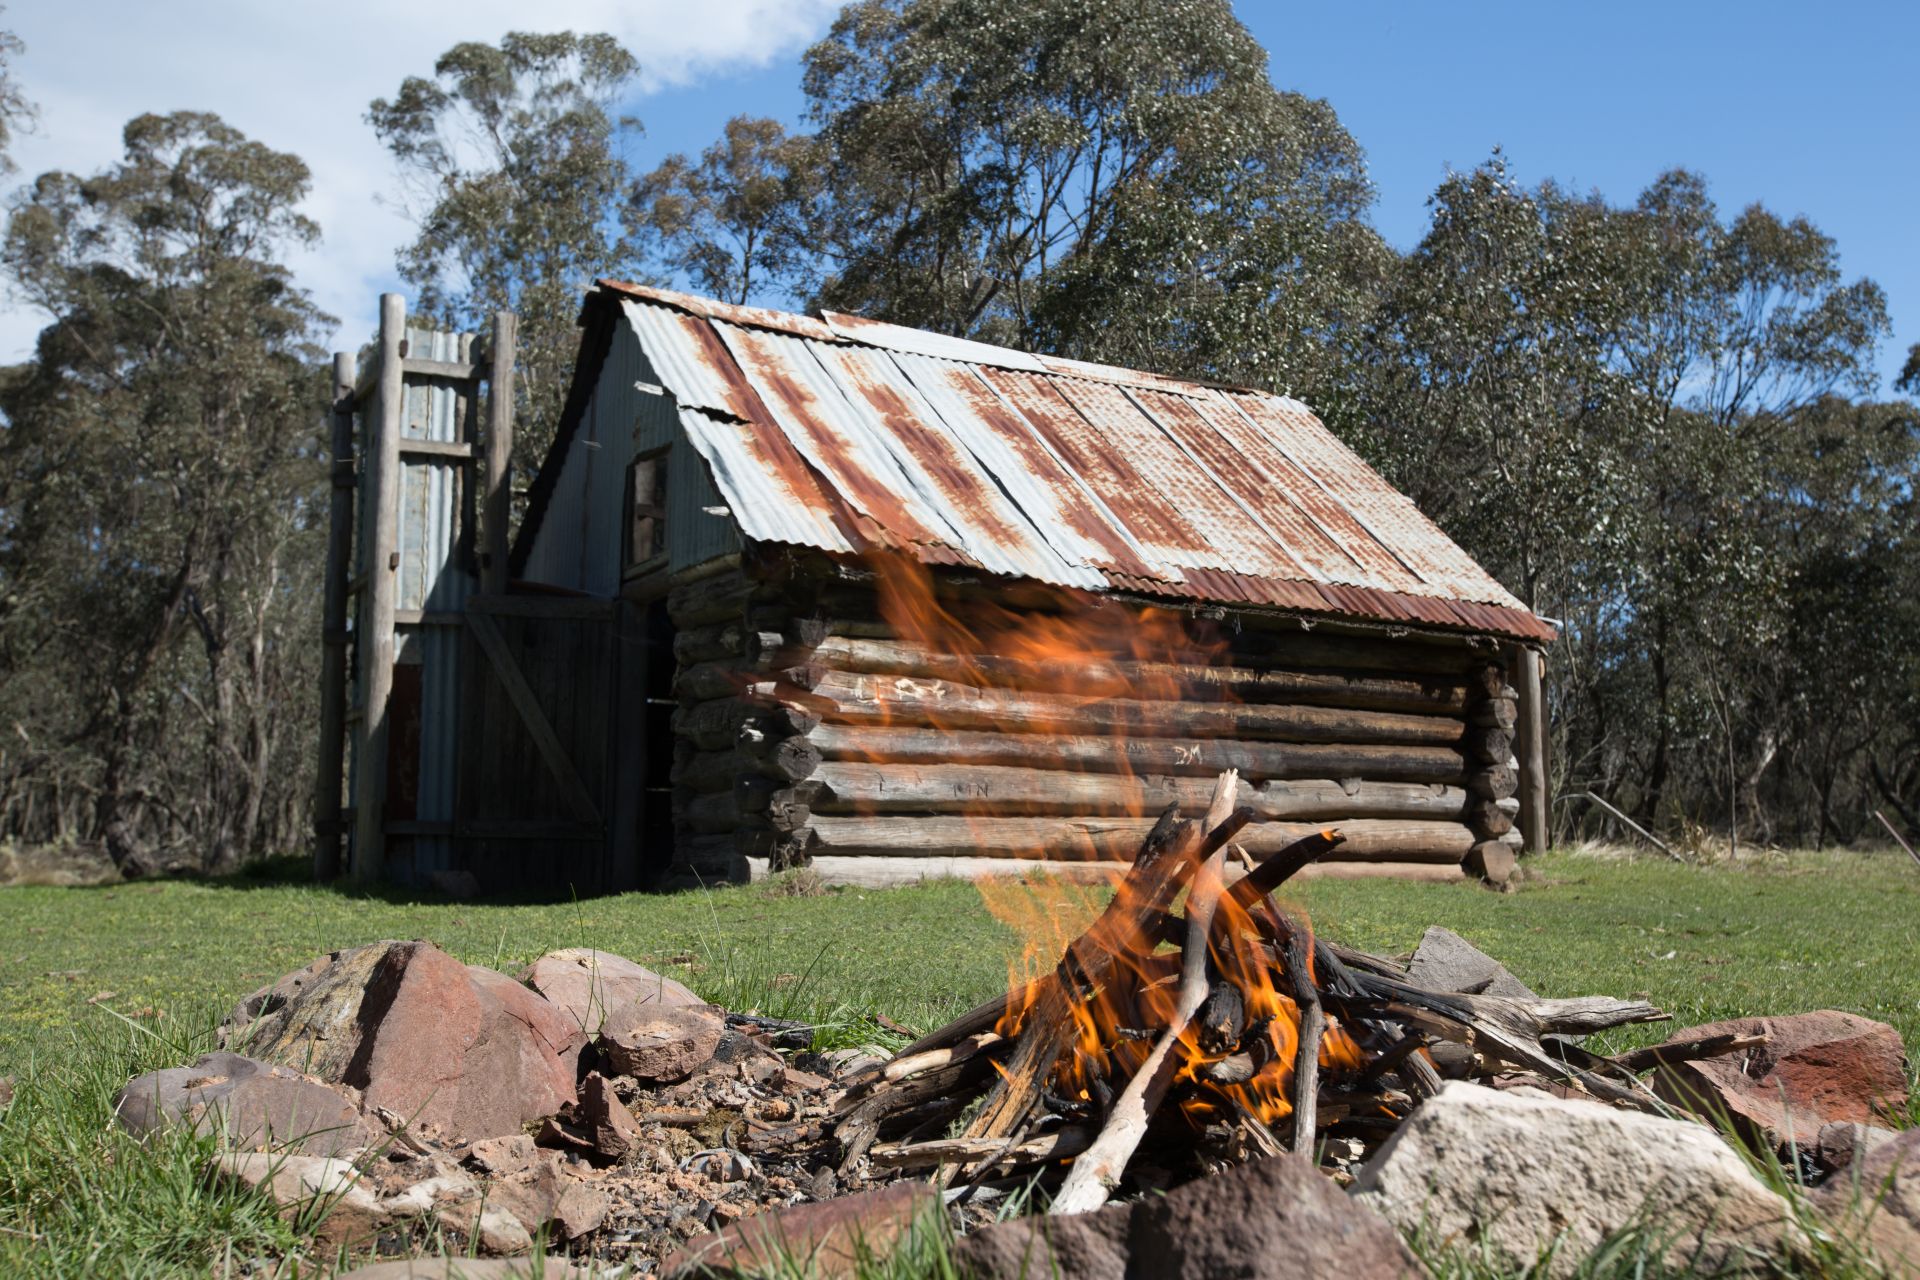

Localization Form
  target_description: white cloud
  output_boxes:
[0,0,841,360]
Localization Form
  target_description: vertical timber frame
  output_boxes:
[313,352,357,880]
[317,294,520,886]
[482,310,516,596]
[1508,642,1550,855]
[351,294,408,884]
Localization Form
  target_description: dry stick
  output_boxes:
[1051,843,1229,1215]
[1281,927,1324,1157]
[881,1032,1004,1082]
[1355,1032,1431,1088]
[1610,1032,1769,1075]
[869,1126,1095,1170]
[1227,1098,1286,1160]
[1580,790,1684,863]
[1875,810,1920,871]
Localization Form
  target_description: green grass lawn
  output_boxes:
[3,847,1916,1074]
[0,847,1916,1278]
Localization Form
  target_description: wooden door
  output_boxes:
[454,598,616,893]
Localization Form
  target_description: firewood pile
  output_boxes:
[823,770,1760,1213]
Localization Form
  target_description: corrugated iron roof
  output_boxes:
[591,278,1555,642]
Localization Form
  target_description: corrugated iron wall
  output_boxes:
[519,317,741,595]
[373,327,478,879]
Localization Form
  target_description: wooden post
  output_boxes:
[352,294,406,883]
[482,310,516,595]
[1509,642,1549,855]
[313,351,357,881]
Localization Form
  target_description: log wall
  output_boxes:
[665,555,1526,887]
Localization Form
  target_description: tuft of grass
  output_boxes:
[0,1005,308,1278]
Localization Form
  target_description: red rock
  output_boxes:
[599,1005,723,1083]
[222,940,584,1144]
[488,1159,610,1243]
[576,1072,645,1163]
[521,948,702,1036]
[1812,1126,1920,1274]
[466,1134,541,1177]
[664,1182,936,1279]
[1650,1011,1909,1149]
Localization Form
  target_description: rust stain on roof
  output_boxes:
[592,278,1554,643]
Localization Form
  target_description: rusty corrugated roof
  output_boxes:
[595,278,1555,642]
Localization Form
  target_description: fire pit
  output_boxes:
[816,770,1700,1213]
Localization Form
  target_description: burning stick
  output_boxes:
[1052,841,1230,1214]
[1280,926,1324,1156]
[951,773,1250,1153]
[830,768,1678,1205]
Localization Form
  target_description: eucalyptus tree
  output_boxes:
[1360,157,1892,843]
[0,11,32,175]
[800,0,1387,404]
[1601,173,1889,828]
[0,112,331,874]
[370,32,643,487]
[633,116,822,307]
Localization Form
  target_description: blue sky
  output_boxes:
[7,1,1915,390]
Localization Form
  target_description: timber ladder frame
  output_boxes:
[312,294,518,883]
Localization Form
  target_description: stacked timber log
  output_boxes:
[666,553,1527,886]
[1462,661,1525,886]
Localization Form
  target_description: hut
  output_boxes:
[318,283,1553,895]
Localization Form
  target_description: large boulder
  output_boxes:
[113,1051,379,1158]
[1352,1082,1792,1276]
[222,940,583,1144]
[1812,1126,1920,1274]
[1648,1011,1909,1150]
[957,1155,1425,1280]
[520,948,701,1037]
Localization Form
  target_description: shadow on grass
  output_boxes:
[71,852,684,907]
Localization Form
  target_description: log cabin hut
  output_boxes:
[320,283,1553,895]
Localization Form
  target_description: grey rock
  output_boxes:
[209,1151,387,1248]
[332,1263,607,1280]
[1352,1082,1793,1277]
[112,1051,378,1158]
[1406,926,1537,1001]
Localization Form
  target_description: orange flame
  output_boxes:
[849,551,1375,1130]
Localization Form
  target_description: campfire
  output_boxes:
[817,768,1764,1210]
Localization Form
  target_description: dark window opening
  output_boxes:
[626,449,668,573]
